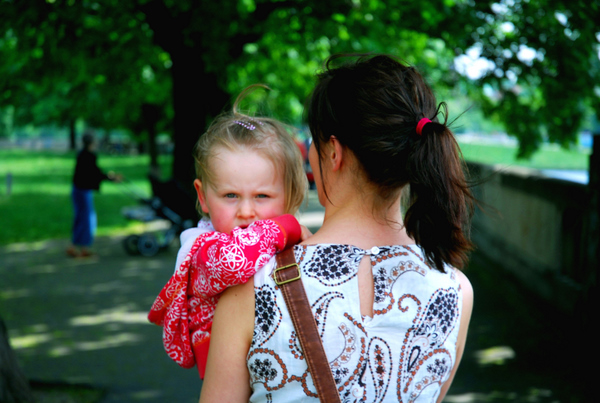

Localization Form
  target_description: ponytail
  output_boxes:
[307,54,474,272]
[404,107,473,272]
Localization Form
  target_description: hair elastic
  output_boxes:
[416,118,431,136]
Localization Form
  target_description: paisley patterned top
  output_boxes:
[248,244,463,402]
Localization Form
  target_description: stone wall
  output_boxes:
[467,162,591,314]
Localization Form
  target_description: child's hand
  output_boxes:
[300,225,313,242]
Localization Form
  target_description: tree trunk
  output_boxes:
[170,47,229,193]
[142,103,160,175]
[139,0,229,190]
[584,134,599,309]
[0,317,34,403]
[575,133,599,388]
[69,119,76,150]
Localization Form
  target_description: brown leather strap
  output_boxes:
[274,248,341,403]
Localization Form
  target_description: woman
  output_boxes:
[199,55,474,402]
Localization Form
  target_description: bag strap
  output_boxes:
[274,248,341,403]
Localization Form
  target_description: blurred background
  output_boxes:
[0,0,597,402]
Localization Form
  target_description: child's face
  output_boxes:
[194,147,286,234]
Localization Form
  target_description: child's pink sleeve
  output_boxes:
[190,214,301,297]
[148,214,301,377]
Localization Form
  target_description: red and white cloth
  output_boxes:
[148,214,301,378]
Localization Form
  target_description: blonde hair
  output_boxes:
[194,85,307,215]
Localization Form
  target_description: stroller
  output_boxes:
[121,175,199,257]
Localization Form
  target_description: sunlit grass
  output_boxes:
[474,345,516,366]
[458,142,590,170]
[10,333,53,349]
[69,310,149,326]
[0,143,591,245]
[0,149,172,245]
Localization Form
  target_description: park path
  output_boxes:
[1,234,201,402]
[1,191,587,401]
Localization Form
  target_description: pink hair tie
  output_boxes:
[416,118,431,136]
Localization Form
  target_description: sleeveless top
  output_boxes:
[247,244,463,402]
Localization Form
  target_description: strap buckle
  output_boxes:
[273,263,301,285]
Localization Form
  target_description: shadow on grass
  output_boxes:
[31,380,106,403]
[2,236,201,402]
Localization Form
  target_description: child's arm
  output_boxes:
[174,220,215,273]
[187,215,300,377]
[147,220,215,328]
[190,214,301,297]
[148,214,300,374]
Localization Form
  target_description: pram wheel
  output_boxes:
[138,234,160,257]
[123,235,141,255]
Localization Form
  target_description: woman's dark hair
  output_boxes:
[306,54,473,272]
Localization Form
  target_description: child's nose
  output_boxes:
[238,200,256,218]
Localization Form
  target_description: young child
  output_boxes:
[148,89,308,379]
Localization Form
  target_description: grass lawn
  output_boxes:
[458,142,590,170]
[0,142,591,245]
[0,148,175,246]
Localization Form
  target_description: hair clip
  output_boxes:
[234,120,256,130]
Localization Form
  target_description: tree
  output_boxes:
[5,0,596,185]
[1,0,476,188]
[450,0,600,158]
[0,317,34,403]
[0,1,172,150]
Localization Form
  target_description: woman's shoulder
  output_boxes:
[455,268,474,303]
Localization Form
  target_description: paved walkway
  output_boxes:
[1,235,201,402]
[0,192,588,402]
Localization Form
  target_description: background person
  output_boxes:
[67,132,121,257]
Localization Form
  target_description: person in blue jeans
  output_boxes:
[67,132,121,257]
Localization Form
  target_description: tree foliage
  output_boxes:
[1,0,598,182]
[0,1,172,141]
[452,0,600,158]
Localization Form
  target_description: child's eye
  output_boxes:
[224,193,238,199]
[256,194,269,199]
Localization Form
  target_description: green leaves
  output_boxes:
[2,0,596,166]
[454,0,599,157]
[1,0,173,140]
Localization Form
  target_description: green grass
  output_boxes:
[0,142,591,245]
[458,142,590,170]
[0,149,174,246]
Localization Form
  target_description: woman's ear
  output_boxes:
[329,136,344,172]
[194,179,210,214]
